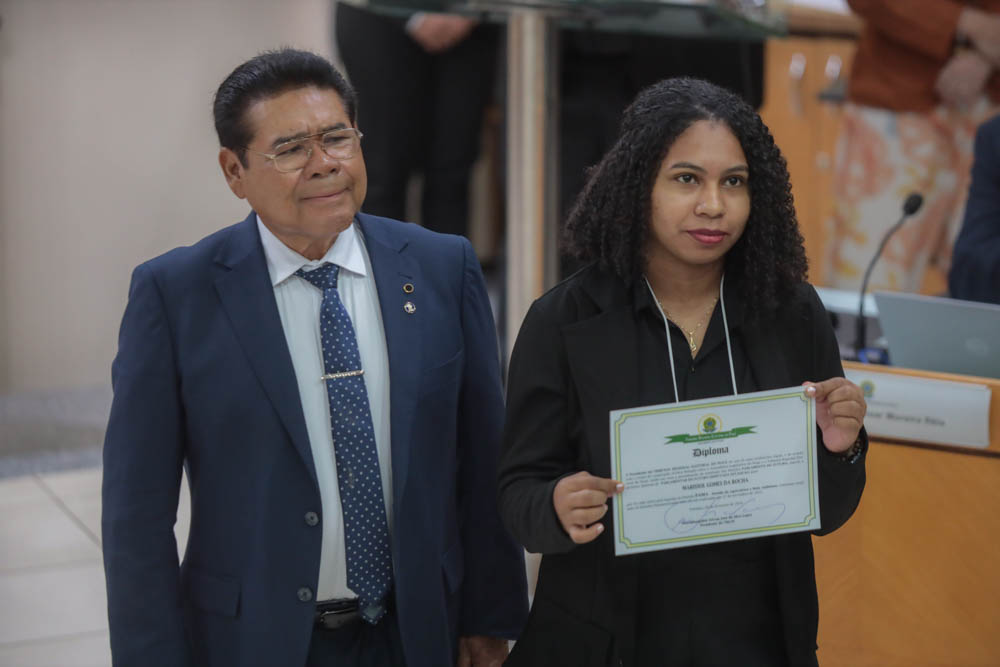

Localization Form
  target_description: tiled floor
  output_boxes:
[0,467,190,666]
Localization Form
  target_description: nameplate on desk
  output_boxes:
[844,369,990,448]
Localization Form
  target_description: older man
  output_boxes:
[102,48,527,667]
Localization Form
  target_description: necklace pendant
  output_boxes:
[689,341,697,353]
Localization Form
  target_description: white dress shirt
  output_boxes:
[256,215,393,601]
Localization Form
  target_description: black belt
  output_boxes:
[314,598,360,631]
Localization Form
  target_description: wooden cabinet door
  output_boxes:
[759,37,856,286]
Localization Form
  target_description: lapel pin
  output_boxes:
[404,301,416,314]
[403,283,414,294]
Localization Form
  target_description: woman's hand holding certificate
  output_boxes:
[804,378,867,453]
[553,472,624,544]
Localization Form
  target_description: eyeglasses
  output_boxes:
[245,128,364,173]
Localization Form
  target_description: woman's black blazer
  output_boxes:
[498,264,867,667]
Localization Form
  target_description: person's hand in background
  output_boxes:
[407,13,477,53]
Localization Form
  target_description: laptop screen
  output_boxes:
[873,291,1000,379]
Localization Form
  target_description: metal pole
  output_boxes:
[505,8,558,363]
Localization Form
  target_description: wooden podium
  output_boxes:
[815,362,1000,666]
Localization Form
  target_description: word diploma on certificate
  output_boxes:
[609,387,820,556]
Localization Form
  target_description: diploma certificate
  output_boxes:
[609,387,820,556]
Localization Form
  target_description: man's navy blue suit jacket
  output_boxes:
[101,211,528,666]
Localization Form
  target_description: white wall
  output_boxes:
[0,0,337,393]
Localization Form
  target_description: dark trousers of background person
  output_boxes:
[335,2,499,238]
[558,32,764,277]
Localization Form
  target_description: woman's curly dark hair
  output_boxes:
[563,77,807,316]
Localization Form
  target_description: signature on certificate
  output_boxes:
[663,496,787,534]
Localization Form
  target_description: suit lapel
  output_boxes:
[561,276,642,479]
[213,213,317,485]
[356,215,421,516]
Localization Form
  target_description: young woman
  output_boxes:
[498,78,867,667]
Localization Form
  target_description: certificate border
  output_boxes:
[612,391,817,551]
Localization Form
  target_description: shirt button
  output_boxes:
[297,587,313,603]
[304,511,319,527]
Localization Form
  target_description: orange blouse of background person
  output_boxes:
[847,0,1000,112]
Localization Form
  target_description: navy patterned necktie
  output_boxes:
[295,263,392,624]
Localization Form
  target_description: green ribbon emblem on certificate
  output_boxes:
[664,426,756,444]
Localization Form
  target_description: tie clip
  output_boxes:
[321,369,365,381]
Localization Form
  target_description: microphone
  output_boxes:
[854,192,924,359]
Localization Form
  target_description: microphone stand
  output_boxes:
[854,194,924,359]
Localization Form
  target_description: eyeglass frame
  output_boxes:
[243,127,364,173]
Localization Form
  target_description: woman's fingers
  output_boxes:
[553,471,624,544]
[567,504,609,527]
[559,471,624,496]
[567,522,606,544]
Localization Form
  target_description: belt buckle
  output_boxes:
[316,609,359,631]
[315,599,360,631]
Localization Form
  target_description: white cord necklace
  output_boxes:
[645,274,738,402]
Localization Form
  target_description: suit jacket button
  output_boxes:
[304,511,319,526]
[297,587,313,602]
